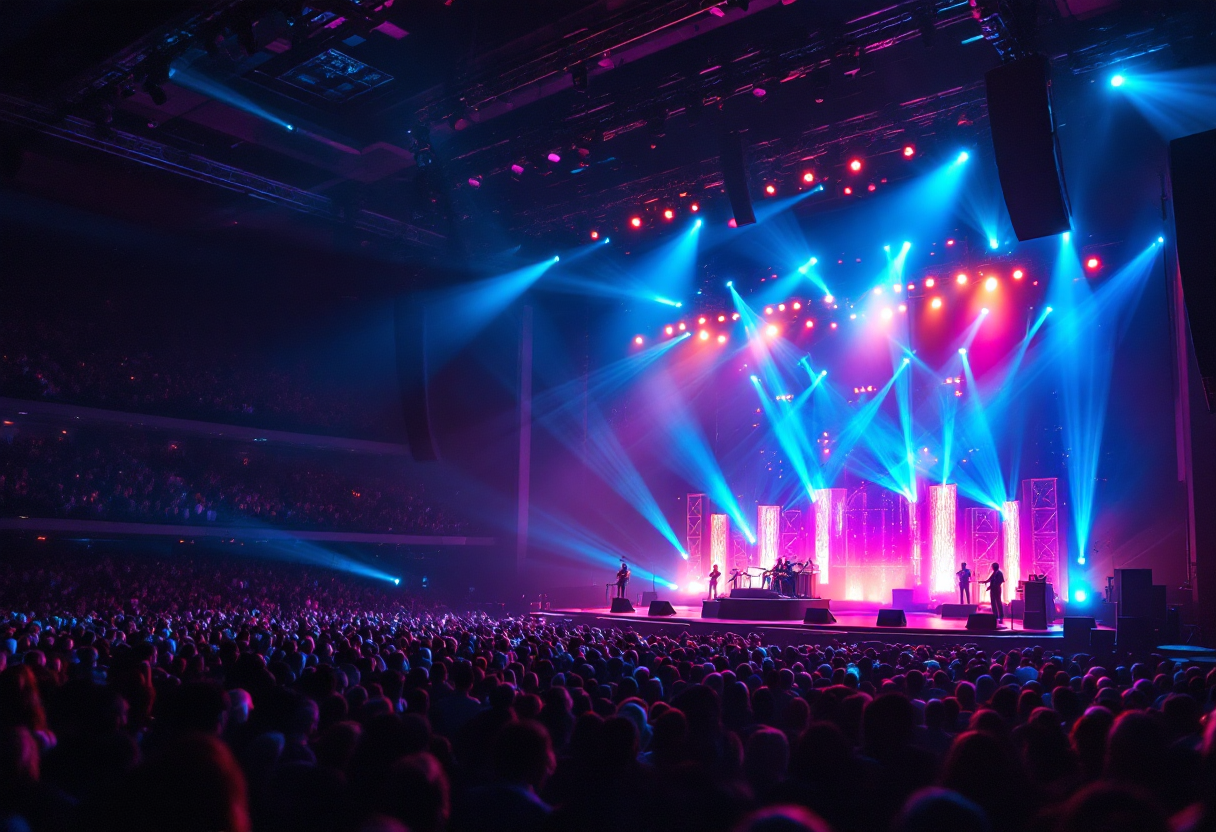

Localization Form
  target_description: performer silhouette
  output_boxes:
[957,562,972,604]
[981,562,1005,623]
[707,563,721,600]
[615,561,630,599]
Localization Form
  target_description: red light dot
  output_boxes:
[802,171,815,183]
[956,273,968,285]
[946,238,955,246]
[765,184,776,195]
[665,326,674,335]
[903,145,915,158]
[848,158,862,172]
[634,336,644,345]
[925,277,935,288]
[630,216,642,228]
[663,208,674,220]
[931,297,943,309]
[830,322,838,329]
[867,183,876,192]
[1013,269,1024,279]
[805,320,814,328]
[843,186,853,195]
[590,230,599,240]
[1086,256,1101,270]
[728,218,738,228]
[690,202,700,212]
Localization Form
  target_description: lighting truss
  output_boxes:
[928,483,957,595]
[686,492,705,576]
[0,94,445,251]
[780,507,803,563]
[1023,477,1062,596]
[710,513,729,574]
[966,506,1001,576]
[757,505,781,571]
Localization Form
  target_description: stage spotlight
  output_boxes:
[690,202,700,212]
[931,297,943,309]
[946,239,955,246]
[956,150,969,163]
[630,216,642,228]
[805,320,814,328]
[699,330,710,341]
[1012,268,1024,279]
[874,287,884,295]
[663,208,675,220]
[590,230,599,240]
[898,303,907,312]
[903,144,916,158]
[881,307,893,320]
[893,284,902,293]
[728,218,738,228]
[394,578,401,585]
[778,303,786,311]
[848,158,862,172]
[665,325,674,335]
[547,152,562,163]
[732,312,740,320]
[980,307,989,315]
[766,324,779,337]
[1158,235,1164,243]
[907,283,915,291]
[793,302,801,310]
[867,183,877,192]
[634,335,644,345]
[824,293,835,303]
[984,276,998,291]
[830,322,838,329]
[958,347,967,355]
[717,334,727,344]
[718,314,726,322]
[694,218,702,228]
[843,187,853,195]
[1085,256,1101,271]
[1045,306,1053,313]
[924,277,935,288]
[1062,231,1071,243]
[698,316,707,324]
[765,184,777,195]
[802,171,815,183]
[988,237,999,249]
[1073,589,1088,603]
[679,323,687,331]
[765,307,774,315]
[1109,74,1125,88]
[956,273,968,284]
[726,280,733,287]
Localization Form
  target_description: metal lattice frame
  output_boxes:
[967,507,1001,575]
[731,528,749,575]
[686,493,704,577]
[1025,478,1062,593]
[781,508,802,563]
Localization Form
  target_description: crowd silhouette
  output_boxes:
[1,548,1211,832]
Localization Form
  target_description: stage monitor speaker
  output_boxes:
[610,598,635,613]
[394,296,439,461]
[702,600,722,619]
[1063,616,1096,649]
[648,600,676,616]
[966,612,999,631]
[876,609,908,627]
[804,608,838,625]
[1169,128,1216,410]
[941,604,977,619]
[1115,569,1153,619]
[641,591,660,604]
[985,54,1071,241]
[720,131,757,227]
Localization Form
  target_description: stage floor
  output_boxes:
[535,603,1089,647]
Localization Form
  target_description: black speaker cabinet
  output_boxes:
[1169,128,1216,410]
[610,598,635,613]
[647,600,676,616]
[701,600,722,619]
[393,296,439,461]
[940,604,977,619]
[876,609,908,627]
[1063,616,1097,649]
[985,54,1071,241]
[1090,628,1117,654]
[720,131,757,227]
[966,612,999,631]
[804,608,838,625]
[1115,569,1153,619]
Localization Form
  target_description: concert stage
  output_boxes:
[535,601,1092,648]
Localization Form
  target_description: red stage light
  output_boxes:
[634,336,644,345]
[946,238,955,246]
[984,277,998,291]
[678,323,687,331]
[1086,256,1101,271]
[778,303,786,311]
[665,325,674,335]
[630,216,642,228]
[830,322,838,329]
[924,277,935,288]
[728,218,738,228]
[663,208,675,220]
[843,187,853,195]
[699,330,710,341]
[792,302,801,310]
[956,273,968,285]
[867,183,877,192]
[931,297,943,309]
[805,320,814,328]
[690,202,700,212]
[765,307,774,315]
[903,144,915,158]
[1012,268,1024,280]
[718,314,726,322]
[766,324,779,337]
[802,171,815,183]
[732,313,740,320]
[717,334,727,344]
[765,184,777,195]
[848,158,862,172]
[590,230,599,240]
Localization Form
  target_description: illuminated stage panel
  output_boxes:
[813,488,845,587]
[1002,500,1021,589]
[929,484,958,595]
[710,513,729,571]
[757,505,780,571]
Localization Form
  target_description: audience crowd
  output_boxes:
[0,432,470,536]
[1,548,1214,832]
[1,319,394,438]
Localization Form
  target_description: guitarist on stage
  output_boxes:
[615,561,631,599]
